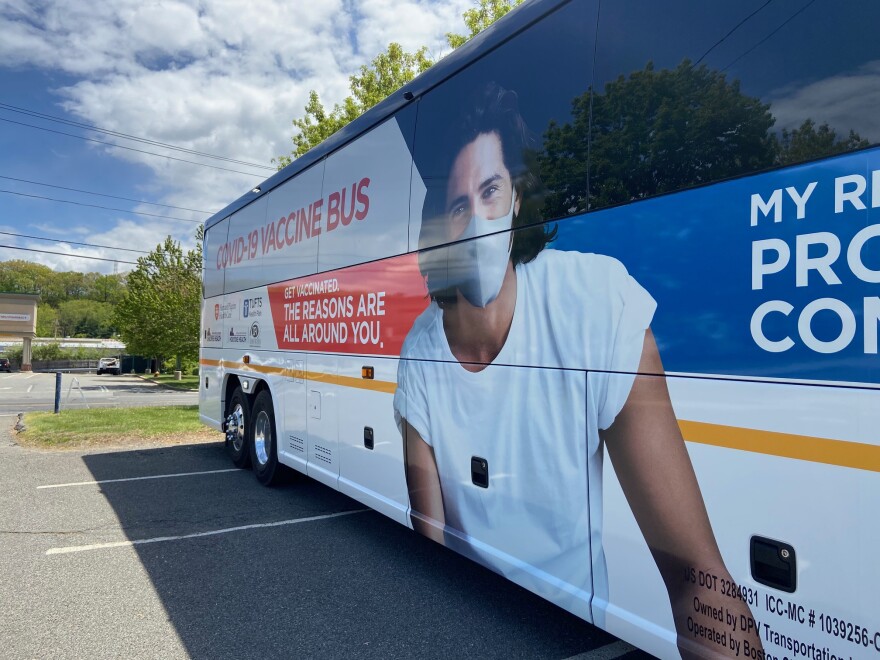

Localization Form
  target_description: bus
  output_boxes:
[199,1,880,657]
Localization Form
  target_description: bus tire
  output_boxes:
[250,390,282,486]
[225,387,251,469]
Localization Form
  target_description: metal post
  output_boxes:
[54,371,61,414]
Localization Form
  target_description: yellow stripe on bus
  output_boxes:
[200,359,880,472]
[199,359,397,394]
[679,420,880,474]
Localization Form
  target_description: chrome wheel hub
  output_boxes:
[225,404,245,452]
[253,410,271,466]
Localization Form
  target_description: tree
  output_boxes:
[89,273,127,304]
[35,303,58,338]
[778,118,869,166]
[275,43,433,167]
[275,0,521,167]
[114,236,202,369]
[445,0,524,48]
[57,300,115,338]
[541,61,778,214]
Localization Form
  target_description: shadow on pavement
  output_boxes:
[81,442,623,659]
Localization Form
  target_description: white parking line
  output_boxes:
[27,384,34,393]
[25,374,35,380]
[46,509,368,555]
[564,640,637,659]
[37,468,239,489]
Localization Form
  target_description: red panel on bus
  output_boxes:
[267,253,429,356]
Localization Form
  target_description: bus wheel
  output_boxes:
[225,387,251,469]
[250,390,282,486]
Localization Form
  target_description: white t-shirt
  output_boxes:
[393,249,656,621]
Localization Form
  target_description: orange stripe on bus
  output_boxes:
[679,420,880,474]
[200,358,879,472]
[199,359,396,394]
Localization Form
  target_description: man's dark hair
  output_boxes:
[419,82,556,301]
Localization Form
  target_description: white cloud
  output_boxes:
[0,0,476,273]
[770,60,880,143]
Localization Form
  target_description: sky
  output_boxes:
[0,0,474,275]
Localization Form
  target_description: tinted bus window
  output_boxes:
[203,217,229,299]
[318,107,417,273]
[411,0,598,259]
[585,0,880,210]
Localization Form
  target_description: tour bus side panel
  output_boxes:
[564,148,880,656]
[596,374,879,660]
[221,197,269,412]
[316,108,419,519]
[397,0,600,622]
[200,216,230,428]
[260,160,326,474]
[583,2,880,656]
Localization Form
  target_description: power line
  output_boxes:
[722,0,817,72]
[0,174,214,214]
[0,230,149,254]
[693,1,774,67]
[0,244,138,265]
[0,188,202,223]
[0,117,266,178]
[0,101,276,171]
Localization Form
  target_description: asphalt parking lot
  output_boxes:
[0,371,197,413]
[0,426,652,660]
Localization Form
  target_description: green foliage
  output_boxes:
[162,356,198,375]
[275,43,433,167]
[446,0,523,48]
[32,342,66,361]
[542,61,778,214]
[57,300,116,338]
[114,236,201,365]
[275,0,521,169]
[0,260,55,300]
[778,119,870,166]
[35,303,58,337]
[0,261,127,307]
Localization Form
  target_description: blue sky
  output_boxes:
[0,0,472,274]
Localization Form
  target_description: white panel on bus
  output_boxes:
[262,161,324,285]
[198,294,224,429]
[336,355,409,526]
[305,353,339,489]
[223,195,269,294]
[597,373,880,660]
[317,117,411,272]
[279,355,308,474]
[203,217,229,299]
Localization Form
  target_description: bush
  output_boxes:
[163,356,198,374]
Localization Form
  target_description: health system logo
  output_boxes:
[243,296,264,318]
[249,321,261,347]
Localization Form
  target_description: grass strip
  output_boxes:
[143,374,201,391]
[18,405,217,448]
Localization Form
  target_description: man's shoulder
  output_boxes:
[521,249,630,296]
[400,301,443,360]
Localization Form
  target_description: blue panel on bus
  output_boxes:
[555,146,880,385]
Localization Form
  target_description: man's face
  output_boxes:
[445,131,520,241]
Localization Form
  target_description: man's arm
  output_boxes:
[403,420,446,545]
[602,330,762,659]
